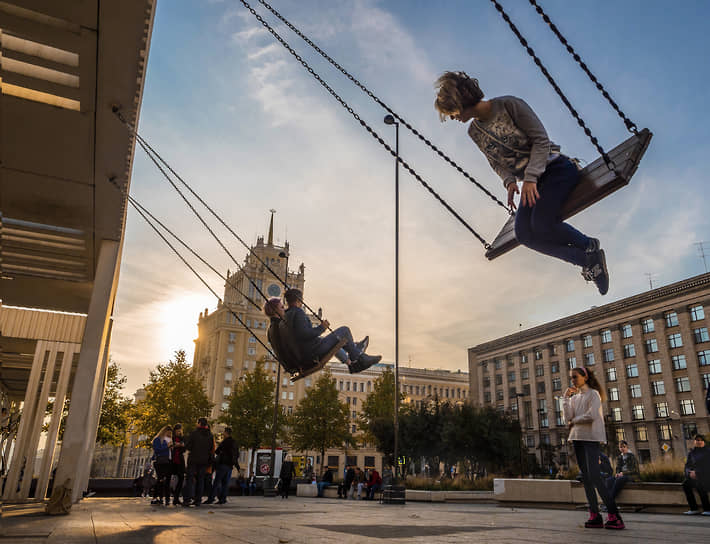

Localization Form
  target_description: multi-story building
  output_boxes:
[468,273,710,469]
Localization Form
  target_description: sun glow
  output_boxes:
[157,293,211,361]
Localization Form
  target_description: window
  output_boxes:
[668,333,683,349]
[629,384,642,398]
[699,350,710,366]
[243,360,250,369]
[227,344,235,353]
[648,359,662,374]
[567,357,577,369]
[684,422,699,440]
[552,377,561,391]
[694,327,710,343]
[248,336,257,343]
[535,350,543,360]
[584,353,595,366]
[494,359,503,370]
[675,376,691,392]
[665,311,679,328]
[352,397,357,406]
[224,371,233,382]
[247,347,256,355]
[483,377,490,388]
[626,363,638,378]
[680,399,695,415]
[672,354,687,370]
[496,390,504,401]
[288,392,294,400]
[703,373,710,390]
[507,356,515,366]
[509,386,517,398]
[508,372,516,382]
[603,349,615,363]
[657,422,672,441]
[221,401,229,411]
[615,427,626,443]
[225,358,233,368]
[223,386,231,397]
[646,339,659,353]
[551,362,560,373]
[634,424,648,441]
[690,305,705,321]
[621,324,633,338]
[642,318,655,333]
[538,398,547,413]
[655,402,669,418]
[606,367,617,382]
[526,435,535,448]
[623,344,636,358]
[521,353,528,363]
[611,407,622,422]
[537,381,545,394]
[305,378,312,387]
[566,339,575,352]
[229,332,236,343]
[521,368,529,380]
[495,375,503,385]
[632,405,645,420]
[484,392,491,403]
[535,365,544,377]
[651,380,665,395]
[608,387,620,401]
[522,384,531,396]
[583,334,593,348]
[601,329,612,344]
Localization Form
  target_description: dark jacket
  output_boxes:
[344,467,355,487]
[598,453,613,478]
[614,451,640,480]
[216,436,239,467]
[268,317,300,370]
[322,469,333,484]
[685,445,710,486]
[284,306,325,360]
[185,426,214,466]
[152,437,170,460]
[280,460,296,480]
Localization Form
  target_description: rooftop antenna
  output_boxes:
[644,272,658,290]
[696,241,709,274]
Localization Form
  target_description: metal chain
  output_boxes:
[489,0,616,172]
[255,0,510,214]
[528,0,638,134]
[240,0,492,249]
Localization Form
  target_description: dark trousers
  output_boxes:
[208,464,233,503]
[682,477,710,511]
[606,474,630,500]
[172,464,184,503]
[154,462,172,502]
[280,477,292,498]
[367,483,382,500]
[183,463,208,505]
[573,441,618,515]
[515,157,590,267]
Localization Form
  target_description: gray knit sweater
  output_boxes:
[467,95,561,188]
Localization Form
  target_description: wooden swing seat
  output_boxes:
[288,337,348,383]
[485,128,652,260]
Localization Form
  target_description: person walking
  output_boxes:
[682,434,710,515]
[206,427,239,505]
[183,417,214,507]
[171,423,186,505]
[563,366,624,529]
[279,454,296,499]
[150,426,172,506]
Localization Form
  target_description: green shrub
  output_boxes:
[404,475,494,491]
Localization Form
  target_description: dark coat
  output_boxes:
[344,467,355,487]
[685,445,710,486]
[284,307,325,360]
[216,436,239,467]
[185,427,214,466]
[322,469,334,484]
[598,453,613,478]
[280,461,296,480]
[268,317,300,370]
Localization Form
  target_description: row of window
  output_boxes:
[615,421,699,443]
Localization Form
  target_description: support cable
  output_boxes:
[255,0,510,214]
[238,0,492,249]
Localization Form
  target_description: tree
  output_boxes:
[359,368,404,464]
[218,359,278,477]
[96,360,133,446]
[133,350,212,444]
[289,370,351,475]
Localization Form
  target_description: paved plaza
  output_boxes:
[1,497,708,544]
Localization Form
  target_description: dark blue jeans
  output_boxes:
[573,441,618,514]
[515,157,590,267]
[208,463,232,503]
[315,326,360,363]
[606,474,630,500]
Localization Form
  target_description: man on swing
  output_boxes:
[264,289,380,374]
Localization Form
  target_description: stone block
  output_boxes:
[296,484,317,497]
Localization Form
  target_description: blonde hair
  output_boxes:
[153,425,172,441]
[434,71,484,121]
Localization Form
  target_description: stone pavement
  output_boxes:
[1,496,708,544]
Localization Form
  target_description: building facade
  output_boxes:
[468,273,710,469]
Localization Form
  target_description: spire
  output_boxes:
[267,209,275,246]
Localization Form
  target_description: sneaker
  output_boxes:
[204,498,215,504]
[683,510,701,515]
[582,248,609,295]
[586,237,601,253]
[701,511,710,516]
[605,513,625,530]
[584,512,604,528]
[349,353,382,373]
[356,336,369,352]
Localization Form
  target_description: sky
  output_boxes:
[111,0,710,394]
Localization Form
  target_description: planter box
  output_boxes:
[296,484,318,497]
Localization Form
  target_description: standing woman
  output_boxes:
[563,367,624,529]
[434,72,609,295]
[171,423,186,505]
[151,426,173,506]
[279,454,296,499]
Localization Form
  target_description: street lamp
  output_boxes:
[384,114,400,479]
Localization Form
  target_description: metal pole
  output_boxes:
[394,121,400,480]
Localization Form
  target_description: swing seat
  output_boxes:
[485,128,652,260]
[289,337,348,383]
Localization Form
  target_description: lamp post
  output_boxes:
[384,114,400,479]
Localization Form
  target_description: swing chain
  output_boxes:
[240,0,492,249]
[528,0,639,135]
[489,0,617,173]
[255,0,510,214]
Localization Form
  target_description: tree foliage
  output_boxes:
[96,360,133,446]
[288,370,351,474]
[358,367,404,461]
[132,350,212,444]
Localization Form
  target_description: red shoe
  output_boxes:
[584,512,604,528]
[605,513,625,530]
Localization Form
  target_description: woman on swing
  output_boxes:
[434,72,609,295]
